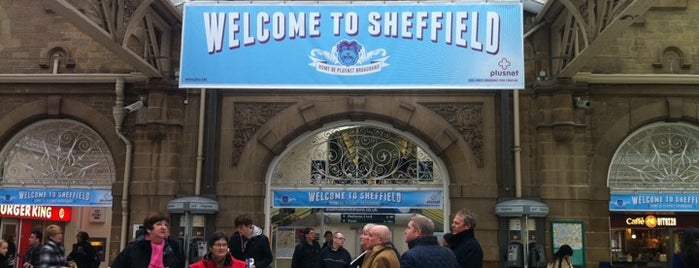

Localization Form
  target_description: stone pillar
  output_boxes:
[129,81,187,215]
[531,78,589,199]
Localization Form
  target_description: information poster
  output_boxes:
[551,221,585,268]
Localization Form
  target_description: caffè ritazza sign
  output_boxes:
[626,215,677,228]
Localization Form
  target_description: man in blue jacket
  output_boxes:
[400,214,458,268]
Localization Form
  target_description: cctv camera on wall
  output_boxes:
[574,97,592,109]
[124,100,144,112]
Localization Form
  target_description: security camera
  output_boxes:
[124,100,144,112]
[574,97,592,109]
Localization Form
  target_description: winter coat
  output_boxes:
[37,239,70,268]
[0,254,10,268]
[361,244,400,268]
[291,239,321,268]
[228,225,273,268]
[25,245,41,266]
[353,243,400,268]
[448,229,483,268]
[400,236,458,268]
[67,241,99,268]
[111,238,184,268]
[189,252,247,268]
[318,245,352,268]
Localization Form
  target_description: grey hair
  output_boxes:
[410,214,435,236]
[455,209,477,228]
[362,223,376,233]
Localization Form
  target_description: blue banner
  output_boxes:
[610,193,699,212]
[273,190,442,208]
[0,188,113,207]
[179,2,523,89]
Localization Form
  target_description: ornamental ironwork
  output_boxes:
[0,119,116,187]
[608,122,699,192]
[271,123,443,186]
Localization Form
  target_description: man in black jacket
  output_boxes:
[448,209,483,268]
[318,232,351,268]
[67,231,99,268]
[228,214,273,268]
[291,227,321,268]
[23,230,42,268]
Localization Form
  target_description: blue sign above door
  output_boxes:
[273,190,442,208]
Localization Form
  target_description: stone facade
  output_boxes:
[1,1,699,268]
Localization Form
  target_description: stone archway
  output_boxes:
[265,120,451,267]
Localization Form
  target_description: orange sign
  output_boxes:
[0,205,72,221]
[625,214,676,228]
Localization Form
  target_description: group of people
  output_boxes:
[8,209,698,268]
[287,208,483,268]
[0,226,100,268]
[110,212,271,268]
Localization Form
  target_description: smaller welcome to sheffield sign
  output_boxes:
[179,1,523,89]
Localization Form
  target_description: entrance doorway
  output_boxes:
[266,121,450,267]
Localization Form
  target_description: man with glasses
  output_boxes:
[291,227,321,268]
[318,232,352,268]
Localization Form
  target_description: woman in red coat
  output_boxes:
[190,232,248,268]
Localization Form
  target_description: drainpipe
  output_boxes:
[195,88,206,195]
[513,90,522,198]
[112,78,133,251]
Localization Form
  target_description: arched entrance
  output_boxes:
[265,120,450,267]
[0,119,115,267]
[607,122,699,267]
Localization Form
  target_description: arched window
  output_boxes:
[270,122,445,186]
[267,121,449,238]
[0,119,115,188]
[608,122,699,192]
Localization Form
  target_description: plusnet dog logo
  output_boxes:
[309,39,389,76]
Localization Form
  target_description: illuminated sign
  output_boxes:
[625,215,676,228]
[0,205,72,221]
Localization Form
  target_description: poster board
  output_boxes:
[275,226,305,259]
[550,221,585,268]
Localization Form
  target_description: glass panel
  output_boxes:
[608,122,699,192]
[0,119,116,187]
[610,228,672,264]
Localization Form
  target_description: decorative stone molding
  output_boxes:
[422,103,484,167]
[232,102,293,165]
[652,46,691,72]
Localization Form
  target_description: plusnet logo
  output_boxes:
[490,58,519,77]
